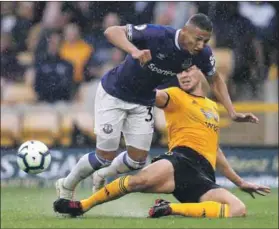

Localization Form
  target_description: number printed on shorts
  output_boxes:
[145,106,153,122]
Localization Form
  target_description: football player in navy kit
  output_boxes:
[55,13,259,199]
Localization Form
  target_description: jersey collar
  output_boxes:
[175,29,182,50]
[175,29,190,55]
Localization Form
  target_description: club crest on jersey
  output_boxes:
[103,124,113,134]
[181,58,192,70]
[200,108,219,122]
[134,24,147,30]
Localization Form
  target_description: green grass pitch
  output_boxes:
[1,187,278,228]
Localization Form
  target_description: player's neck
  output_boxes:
[177,29,189,53]
[177,31,184,51]
[188,85,205,98]
[190,91,205,98]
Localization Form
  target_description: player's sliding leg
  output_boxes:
[53,175,131,217]
[149,200,230,218]
[53,159,175,215]
[149,188,246,218]
[83,160,173,212]
[53,157,243,219]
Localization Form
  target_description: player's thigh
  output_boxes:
[129,159,175,193]
[94,83,126,151]
[123,105,154,151]
[200,187,246,216]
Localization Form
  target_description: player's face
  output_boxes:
[180,25,211,55]
[181,67,201,93]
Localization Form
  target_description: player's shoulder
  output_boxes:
[164,86,183,96]
[142,24,176,37]
[198,45,213,57]
[145,24,175,31]
[160,25,176,38]
[195,45,215,71]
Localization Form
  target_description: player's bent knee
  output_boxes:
[238,202,247,217]
[121,148,147,170]
[124,133,153,152]
[228,199,246,217]
[127,146,148,161]
[96,149,117,161]
[96,135,120,152]
[200,188,247,218]
[230,201,247,217]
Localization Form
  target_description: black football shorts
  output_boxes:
[151,146,220,203]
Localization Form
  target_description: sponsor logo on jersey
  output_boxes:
[147,63,176,76]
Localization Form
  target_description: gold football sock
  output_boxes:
[81,175,131,211]
[169,201,230,218]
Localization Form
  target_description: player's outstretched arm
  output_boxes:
[216,147,244,187]
[210,72,235,118]
[216,147,271,198]
[104,26,151,65]
[210,72,259,123]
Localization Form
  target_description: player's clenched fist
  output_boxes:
[131,49,152,66]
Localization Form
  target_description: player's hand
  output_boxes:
[230,112,259,124]
[131,49,152,67]
[238,181,271,199]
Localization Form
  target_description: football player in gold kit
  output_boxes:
[54,66,270,218]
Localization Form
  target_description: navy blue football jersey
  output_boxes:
[101,24,216,106]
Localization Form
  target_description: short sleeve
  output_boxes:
[126,24,165,44]
[162,87,181,111]
[198,46,216,78]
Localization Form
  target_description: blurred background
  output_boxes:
[1,1,278,187]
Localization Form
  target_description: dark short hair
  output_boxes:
[187,13,213,32]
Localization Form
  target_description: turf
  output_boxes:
[1,187,278,228]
